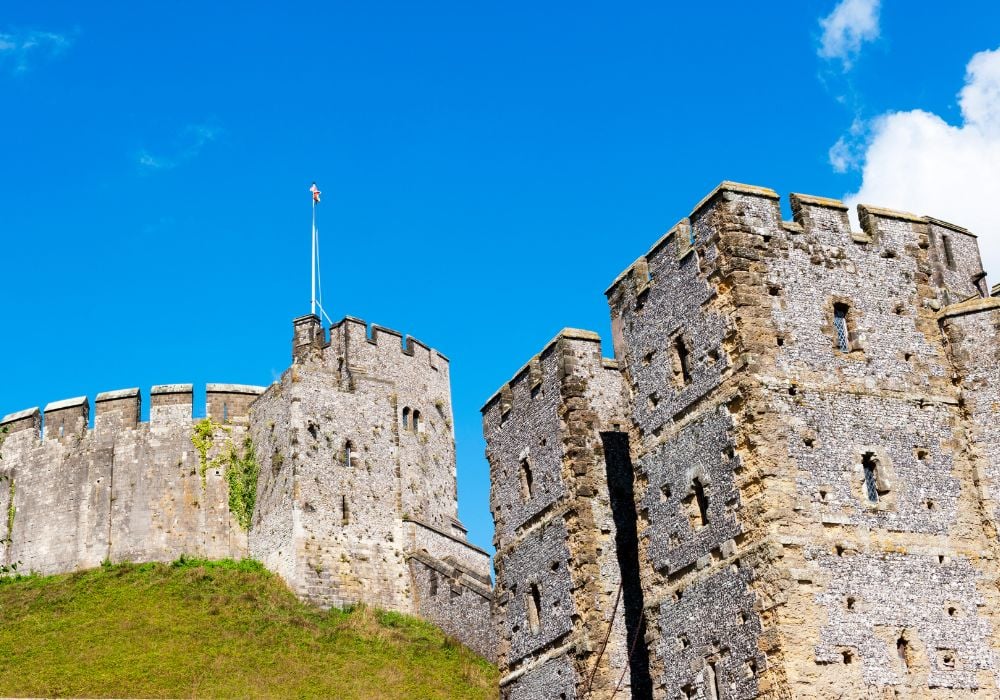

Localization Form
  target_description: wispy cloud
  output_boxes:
[0,29,72,74]
[137,123,222,171]
[835,46,1000,283]
[818,0,881,71]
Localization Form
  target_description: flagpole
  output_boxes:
[311,196,317,317]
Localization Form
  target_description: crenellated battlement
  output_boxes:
[603,181,988,305]
[0,382,268,441]
[480,328,616,419]
[292,314,448,371]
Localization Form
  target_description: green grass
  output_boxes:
[0,557,496,698]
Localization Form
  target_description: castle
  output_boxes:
[482,183,1000,698]
[0,314,493,659]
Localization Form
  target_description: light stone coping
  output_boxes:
[926,216,976,237]
[206,383,267,395]
[150,384,193,395]
[44,396,88,412]
[791,192,848,211]
[858,203,924,224]
[95,388,140,402]
[480,327,605,412]
[404,516,490,557]
[938,296,1000,321]
[690,180,779,219]
[1,407,40,425]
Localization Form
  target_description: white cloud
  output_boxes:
[840,47,1000,284]
[818,0,881,70]
[137,123,222,171]
[0,29,71,74]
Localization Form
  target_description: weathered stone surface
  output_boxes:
[484,182,1000,698]
[0,314,494,661]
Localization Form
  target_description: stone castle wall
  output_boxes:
[0,384,262,575]
[484,182,1000,698]
[0,316,495,661]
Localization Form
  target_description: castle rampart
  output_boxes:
[484,182,1000,698]
[0,314,495,661]
[0,383,265,576]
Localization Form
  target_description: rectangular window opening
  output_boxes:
[519,458,533,501]
[862,452,879,503]
[833,303,851,352]
[943,235,956,270]
[526,583,541,634]
[341,495,350,525]
[674,336,693,385]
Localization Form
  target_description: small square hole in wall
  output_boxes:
[947,605,960,617]
[648,393,660,411]
[678,633,690,649]
[846,596,856,611]
[776,335,785,347]
[768,285,781,296]
[642,350,654,366]
[938,649,958,670]
[916,448,929,461]
[841,650,854,664]
[660,483,672,502]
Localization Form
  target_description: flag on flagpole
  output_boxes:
[310,182,321,204]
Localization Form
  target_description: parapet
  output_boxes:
[95,388,141,430]
[481,327,612,416]
[43,396,89,440]
[327,315,449,372]
[0,382,271,441]
[206,384,267,424]
[0,407,41,436]
[603,181,988,303]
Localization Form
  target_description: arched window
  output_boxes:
[412,409,420,433]
[402,407,410,431]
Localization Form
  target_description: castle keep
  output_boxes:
[482,182,1000,698]
[0,314,493,660]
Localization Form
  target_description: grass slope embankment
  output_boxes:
[0,558,496,699]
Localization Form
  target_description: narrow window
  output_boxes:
[943,234,956,270]
[705,661,721,700]
[694,478,709,526]
[412,409,420,433]
[342,495,350,525]
[526,583,542,634]
[833,303,850,352]
[345,440,352,468]
[429,569,439,596]
[862,452,879,503]
[402,407,410,431]
[897,634,910,669]
[519,458,533,500]
[223,402,229,423]
[674,336,693,385]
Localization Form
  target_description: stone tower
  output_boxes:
[0,314,494,660]
[249,314,494,658]
[483,182,1000,698]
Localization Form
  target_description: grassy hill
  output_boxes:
[0,558,496,699]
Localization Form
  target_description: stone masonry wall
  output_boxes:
[486,181,1000,698]
[249,315,494,659]
[0,385,260,575]
[484,330,639,699]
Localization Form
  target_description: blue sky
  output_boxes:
[2,1,999,554]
